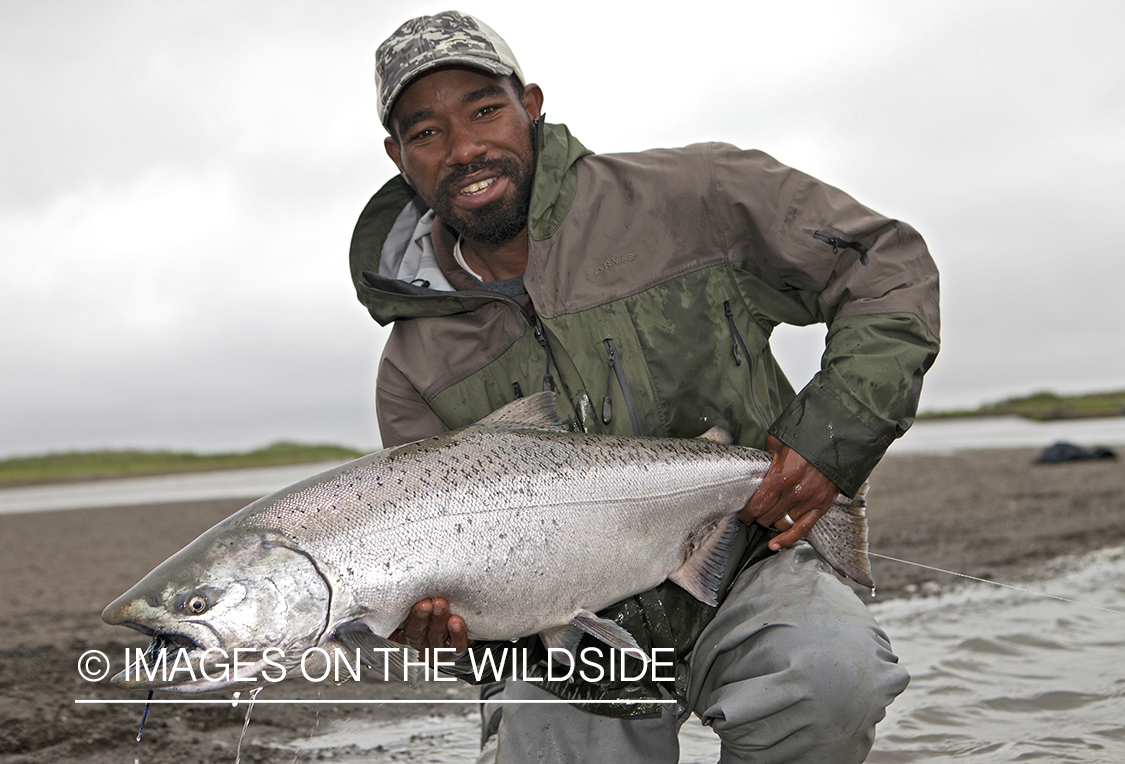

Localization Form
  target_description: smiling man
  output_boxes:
[349,11,939,764]
[384,68,541,275]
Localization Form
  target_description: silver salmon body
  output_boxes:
[102,392,872,692]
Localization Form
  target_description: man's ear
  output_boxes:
[521,83,544,123]
[385,135,409,182]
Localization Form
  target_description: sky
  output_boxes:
[2,0,1123,458]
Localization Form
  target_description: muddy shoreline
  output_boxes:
[1,447,1121,763]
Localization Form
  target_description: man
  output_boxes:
[350,11,939,763]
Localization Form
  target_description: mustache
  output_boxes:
[441,156,522,193]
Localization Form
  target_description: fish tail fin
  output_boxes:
[807,481,874,590]
[668,513,740,606]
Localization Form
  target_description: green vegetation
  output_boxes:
[919,389,1125,421]
[0,442,366,487]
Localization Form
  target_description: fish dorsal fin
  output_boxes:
[696,426,733,445]
[474,391,568,432]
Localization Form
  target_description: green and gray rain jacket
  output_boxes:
[349,122,940,715]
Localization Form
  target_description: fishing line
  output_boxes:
[866,550,1125,617]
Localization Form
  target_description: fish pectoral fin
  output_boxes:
[333,625,420,688]
[571,609,645,662]
[667,513,740,607]
[538,624,585,667]
[473,391,569,432]
[695,426,733,445]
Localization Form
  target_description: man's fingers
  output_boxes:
[769,507,824,550]
[447,615,470,655]
[401,599,434,649]
[428,598,451,650]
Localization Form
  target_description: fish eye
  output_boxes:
[185,594,208,614]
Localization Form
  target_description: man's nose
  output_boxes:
[444,122,487,167]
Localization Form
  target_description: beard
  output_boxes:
[425,125,537,246]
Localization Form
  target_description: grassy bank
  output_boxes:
[0,442,366,487]
[919,389,1125,421]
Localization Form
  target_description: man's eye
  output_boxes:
[410,128,434,142]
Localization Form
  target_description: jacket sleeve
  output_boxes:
[376,345,446,448]
[714,144,940,496]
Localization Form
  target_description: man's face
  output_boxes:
[385,67,543,246]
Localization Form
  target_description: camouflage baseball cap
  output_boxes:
[375,11,525,129]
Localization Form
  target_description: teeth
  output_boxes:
[461,177,495,195]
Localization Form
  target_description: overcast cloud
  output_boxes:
[2,0,1122,458]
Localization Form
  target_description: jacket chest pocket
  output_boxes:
[545,305,664,438]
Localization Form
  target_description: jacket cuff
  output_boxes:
[768,376,897,497]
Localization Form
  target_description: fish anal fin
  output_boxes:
[668,513,740,607]
[538,623,585,667]
[474,391,567,432]
[334,624,420,688]
[571,609,645,661]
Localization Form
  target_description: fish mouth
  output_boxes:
[109,628,263,693]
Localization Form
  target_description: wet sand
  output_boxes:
[1,447,1121,763]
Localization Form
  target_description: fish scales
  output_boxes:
[248,428,766,639]
[102,392,872,692]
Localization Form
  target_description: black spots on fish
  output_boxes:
[346,567,355,577]
[455,523,463,534]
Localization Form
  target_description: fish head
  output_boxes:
[102,525,330,693]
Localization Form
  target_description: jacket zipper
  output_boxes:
[601,338,642,435]
[812,230,870,265]
[533,316,557,393]
[723,301,768,425]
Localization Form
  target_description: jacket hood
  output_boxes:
[349,121,592,326]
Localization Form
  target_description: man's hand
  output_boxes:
[389,597,472,657]
[740,435,840,551]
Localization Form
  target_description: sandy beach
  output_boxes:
[1,446,1121,763]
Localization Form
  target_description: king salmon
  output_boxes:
[102,392,872,691]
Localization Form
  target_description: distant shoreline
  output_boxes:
[0,442,363,488]
[918,388,1125,422]
[5,397,1125,487]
